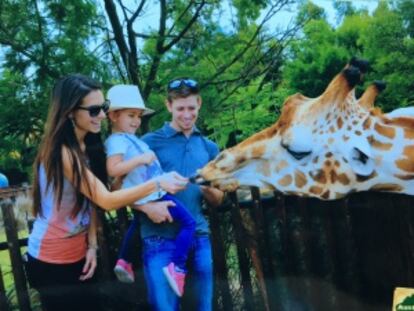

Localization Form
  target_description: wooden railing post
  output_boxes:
[229,192,254,310]
[251,187,276,311]
[0,265,10,311]
[116,208,129,236]
[208,202,233,310]
[1,198,31,311]
[96,209,112,280]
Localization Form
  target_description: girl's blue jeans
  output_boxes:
[119,194,196,270]
[142,235,213,311]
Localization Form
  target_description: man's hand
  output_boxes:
[201,186,224,207]
[133,201,175,223]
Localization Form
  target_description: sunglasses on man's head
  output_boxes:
[77,100,110,117]
[167,79,198,91]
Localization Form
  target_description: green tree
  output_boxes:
[277,0,414,113]
[359,0,414,110]
[0,0,302,181]
[102,0,300,137]
[0,0,112,181]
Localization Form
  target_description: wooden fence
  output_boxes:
[1,186,414,311]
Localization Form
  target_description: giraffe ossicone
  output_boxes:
[197,59,414,200]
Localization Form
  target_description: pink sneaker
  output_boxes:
[162,262,186,297]
[114,259,135,283]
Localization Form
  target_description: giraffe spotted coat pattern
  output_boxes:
[197,59,414,200]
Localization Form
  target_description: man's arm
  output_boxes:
[201,186,224,207]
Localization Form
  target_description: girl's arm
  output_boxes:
[106,151,156,177]
[62,147,186,211]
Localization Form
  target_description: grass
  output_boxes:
[0,230,28,284]
[0,229,32,310]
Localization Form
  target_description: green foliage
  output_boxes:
[204,79,279,147]
[284,19,350,97]
[1,0,414,181]
[233,0,267,29]
[0,0,112,182]
[295,0,327,24]
[279,0,414,113]
[357,1,414,110]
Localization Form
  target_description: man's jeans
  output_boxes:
[142,235,213,311]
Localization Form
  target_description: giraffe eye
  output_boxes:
[281,142,312,160]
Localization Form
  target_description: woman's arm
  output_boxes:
[62,147,187,211]
[107,151,156,177]
[87,207,98,249]
[80,207,98,281]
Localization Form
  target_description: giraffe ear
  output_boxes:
[348,144,375,176]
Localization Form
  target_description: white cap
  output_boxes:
[107,84,154,115]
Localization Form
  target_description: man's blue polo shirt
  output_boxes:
[140,122,219,239]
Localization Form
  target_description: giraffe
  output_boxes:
[196,58,414,200]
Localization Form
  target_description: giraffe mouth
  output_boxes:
[189,174,211,186]
[190,173,243,192]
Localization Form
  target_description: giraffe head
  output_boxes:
[198,59,414,199]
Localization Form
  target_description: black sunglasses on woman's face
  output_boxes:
[77,100,110,117]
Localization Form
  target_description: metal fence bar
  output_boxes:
[1,198,31,311]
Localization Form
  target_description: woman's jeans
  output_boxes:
[142,235,213,311]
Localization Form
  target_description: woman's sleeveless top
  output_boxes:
[28,165,91,263]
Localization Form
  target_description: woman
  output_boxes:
[25,74,187,311]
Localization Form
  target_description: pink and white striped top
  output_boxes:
[28,165,91,263]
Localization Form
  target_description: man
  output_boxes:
[137,78,223,311]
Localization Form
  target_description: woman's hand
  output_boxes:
[156,172,188,194]
[79,247,97,281]
[133,201,175,223]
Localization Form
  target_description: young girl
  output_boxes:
[26,74,187,311]
[106,84,196,297]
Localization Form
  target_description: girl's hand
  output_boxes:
[79,247,97,281]
[157,172,188,194]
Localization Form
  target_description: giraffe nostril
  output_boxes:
[352,148,369,164]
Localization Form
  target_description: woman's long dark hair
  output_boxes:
[32,74,107,217]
